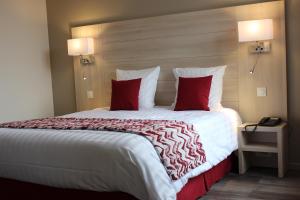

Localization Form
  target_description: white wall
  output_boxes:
[0,0,54,122]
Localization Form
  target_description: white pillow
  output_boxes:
[116,66,160,109]
[172,66,226,111]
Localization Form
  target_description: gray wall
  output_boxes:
[0,0,54,123]
[285,0,300,169]
[46,0,300,168]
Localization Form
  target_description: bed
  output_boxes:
[0,106,241,200]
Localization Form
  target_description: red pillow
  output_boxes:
[110,78,142,111]
[174,76,213,111]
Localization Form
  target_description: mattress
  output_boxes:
[0,107,241,200]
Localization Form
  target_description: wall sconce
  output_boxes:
[67,37,94,65]
[238,19,274,74]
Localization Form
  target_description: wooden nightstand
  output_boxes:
[238,122,288,177]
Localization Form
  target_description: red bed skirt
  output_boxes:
[0,156,232,200]
[177,155,232,200]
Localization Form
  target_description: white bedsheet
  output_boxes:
[0,107,241,200]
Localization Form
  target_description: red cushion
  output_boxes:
[110,78,142,111]
[174,76,212,111]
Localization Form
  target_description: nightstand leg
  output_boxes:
[239,150,249,174]
[277,128,287,178]
[278,152,283,178]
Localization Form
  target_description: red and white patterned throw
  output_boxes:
[0,118,206,180]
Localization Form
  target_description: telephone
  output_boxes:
[258,117,282,127]
[244,117,282,133]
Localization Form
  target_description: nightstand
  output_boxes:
[238,122,288,177]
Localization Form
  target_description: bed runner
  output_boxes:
[0,117,206,180]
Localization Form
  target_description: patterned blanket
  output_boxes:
[0,117,206,180]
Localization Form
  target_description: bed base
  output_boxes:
[0,156,233,200]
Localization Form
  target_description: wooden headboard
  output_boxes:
[71,1,286,122]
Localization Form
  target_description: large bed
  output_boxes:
[0,106,241,200]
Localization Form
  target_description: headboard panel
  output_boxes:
[71,1,286,122]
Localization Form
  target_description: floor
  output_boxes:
[202,168,300,200]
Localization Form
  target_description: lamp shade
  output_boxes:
[238,19,273,42]
[67,38,94,56]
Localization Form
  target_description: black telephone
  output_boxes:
[258,117,282,127]
[244,117,282,133]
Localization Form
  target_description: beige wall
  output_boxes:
[0,0,54,122]
[46,0,300,167]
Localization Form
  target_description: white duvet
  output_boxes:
[0,107,241,200]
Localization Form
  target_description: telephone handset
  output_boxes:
[258,117,281,127]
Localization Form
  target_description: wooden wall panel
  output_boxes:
[100,32,237,62]
[71,1,287,122]
[100,8,236,44]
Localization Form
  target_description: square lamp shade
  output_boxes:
[238,19,273,42]
[67,38,94,56]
